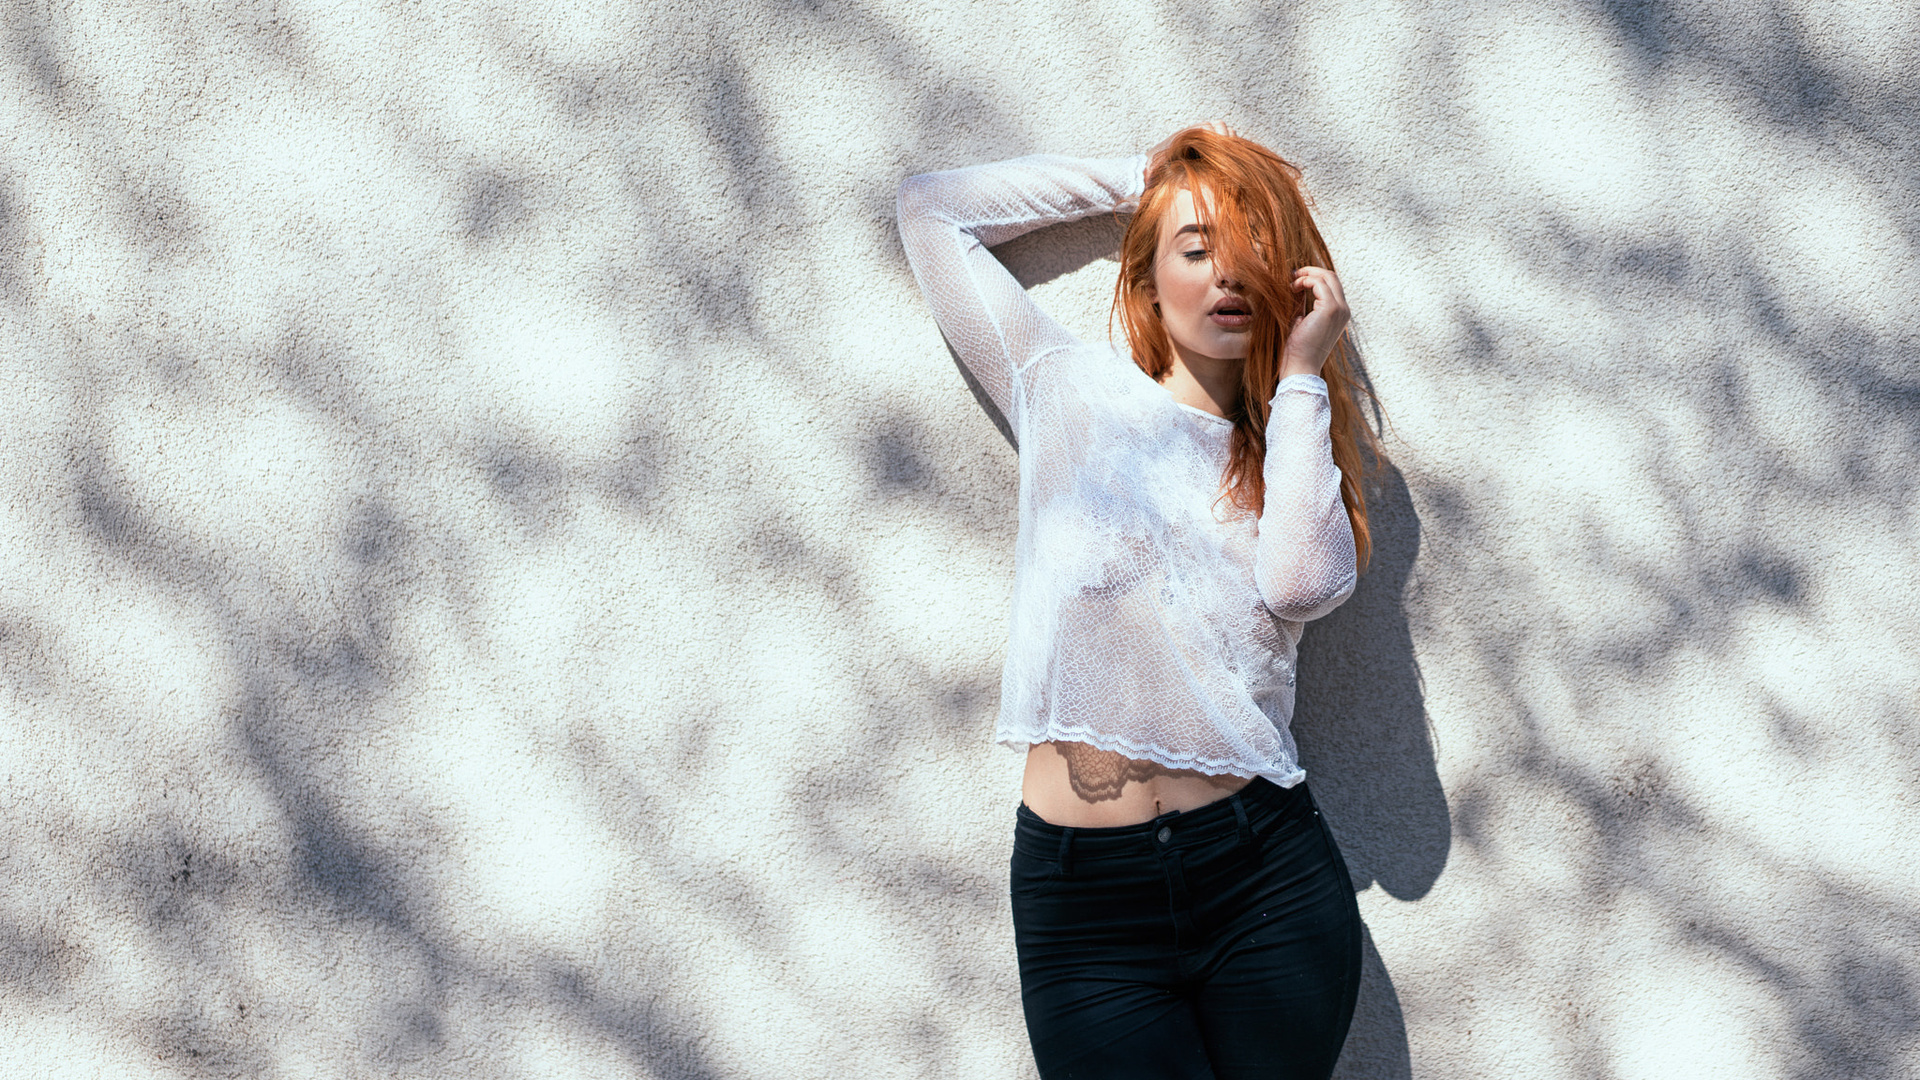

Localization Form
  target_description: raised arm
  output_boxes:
[896,154,1146,427]
[1254,375,1357,622]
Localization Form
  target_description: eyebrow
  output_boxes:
[1173,224,1207,237]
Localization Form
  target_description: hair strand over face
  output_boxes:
[1111,126,1385,570]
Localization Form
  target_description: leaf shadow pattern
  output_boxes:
[2,0,1918,1076]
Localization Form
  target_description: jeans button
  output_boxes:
[1156,826,1172,843]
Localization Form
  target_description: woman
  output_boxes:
[897,125,1381,1080]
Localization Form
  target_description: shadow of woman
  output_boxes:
[1294,462,1447,1080]
[988,216,1445,1078]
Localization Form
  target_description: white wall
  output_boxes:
[2,1,1916,1076]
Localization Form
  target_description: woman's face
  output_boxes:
[1147,185,1252,366]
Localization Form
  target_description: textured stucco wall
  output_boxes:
[2,1,1917,1077]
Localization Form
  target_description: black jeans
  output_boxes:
[1011,779,1362,1080]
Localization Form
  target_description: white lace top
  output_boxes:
[897,154,1356,786]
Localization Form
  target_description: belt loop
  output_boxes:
[1232,793,1252,848]
[1057,827,1075,877]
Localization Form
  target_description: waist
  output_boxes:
[1014,776,1312,859]
[1021,739,1269,827]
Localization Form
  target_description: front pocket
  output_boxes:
[1009,847,1063,899]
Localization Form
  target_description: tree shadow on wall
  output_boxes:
[990,217,1436,1080]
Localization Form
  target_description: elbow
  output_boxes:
[895,173,949,260]
[1260,569,1356,623]
[896,172,942,225]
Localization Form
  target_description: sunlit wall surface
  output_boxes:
[2,1,1915,1077]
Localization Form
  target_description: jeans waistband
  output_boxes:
[1014,777,1311,860]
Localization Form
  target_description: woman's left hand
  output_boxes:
[1280,266,1350,378]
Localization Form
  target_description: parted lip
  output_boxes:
[1208,294,1252,315]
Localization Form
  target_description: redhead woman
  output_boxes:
[896,124,1382,1080]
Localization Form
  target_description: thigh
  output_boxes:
[1021,977,1217,1080]
[1012,844,1214,1080]
[1191,803,1362,1080]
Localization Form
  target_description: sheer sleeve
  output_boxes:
[896,154,1147,430]
[1254,375,1358,621]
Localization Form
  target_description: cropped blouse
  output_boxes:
[896,153,1356,786]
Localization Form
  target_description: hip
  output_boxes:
[1010,776,1353,946]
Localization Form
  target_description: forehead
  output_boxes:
[1156,184,1217,245]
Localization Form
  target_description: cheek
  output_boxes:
[1159,263,1207,311]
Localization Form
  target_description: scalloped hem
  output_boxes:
[997,724,1306,788]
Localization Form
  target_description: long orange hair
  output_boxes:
[1114,127,1384,570]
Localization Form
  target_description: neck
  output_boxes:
[1158,343,1242,418]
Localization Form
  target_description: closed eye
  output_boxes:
[1181,248,1209,262]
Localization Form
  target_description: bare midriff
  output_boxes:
[1021,741,1253,827]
